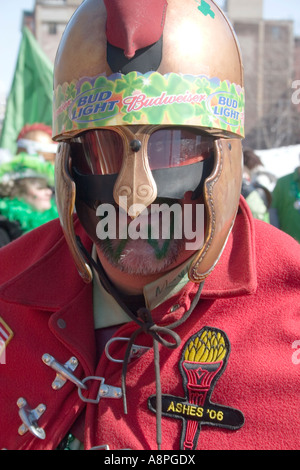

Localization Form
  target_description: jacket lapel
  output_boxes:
[0,220,96,373]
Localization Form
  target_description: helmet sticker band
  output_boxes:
[53,72,245,139]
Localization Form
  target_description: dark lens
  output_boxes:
[71,130,123,175]
[148,128,214,170]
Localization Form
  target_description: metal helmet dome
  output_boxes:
[53,0,245,284]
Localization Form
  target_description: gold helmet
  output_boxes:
[53,0,245,284]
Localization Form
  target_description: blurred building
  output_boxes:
[22,0,83,64]
[294,37,300,113]
[227,0,263,20]
[225,0,299,149]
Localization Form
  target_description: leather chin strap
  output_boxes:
[55,137,242,284]
[75,235,205,451]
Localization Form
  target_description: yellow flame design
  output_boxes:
[184,329,227,363]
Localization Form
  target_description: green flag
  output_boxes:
[0,27,53,155]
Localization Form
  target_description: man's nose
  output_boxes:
[113,140,157,218]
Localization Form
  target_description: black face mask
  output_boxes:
[72,154,214,209]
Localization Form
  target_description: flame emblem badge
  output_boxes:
[148,327,244,450]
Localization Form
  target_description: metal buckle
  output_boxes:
[78,376,122,404]
[105,337,151,363]
[17,398,46,440]
[42,354,87,391]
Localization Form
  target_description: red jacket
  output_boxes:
[0,199,299,450]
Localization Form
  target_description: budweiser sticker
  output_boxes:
[53,72,245,138]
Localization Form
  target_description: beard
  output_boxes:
[96,236,186,275]
[76,192,202,279]
[95,202,187,275]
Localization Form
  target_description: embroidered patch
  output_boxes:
[148,327,244,450]
[0,317,14,363]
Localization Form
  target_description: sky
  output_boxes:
[0,0,300,97]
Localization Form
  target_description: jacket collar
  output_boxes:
[145,196,257,305]
[0,197,257,310]
[201,196,257,298]
[0,217,92,310]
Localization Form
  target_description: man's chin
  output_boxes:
[96,237,185,275]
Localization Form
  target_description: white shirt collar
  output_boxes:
[92,244,195,329]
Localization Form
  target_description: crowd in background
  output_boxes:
[242,148,300,243]
[0,123,58,248]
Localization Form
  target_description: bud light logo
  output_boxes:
[206,91,240,127]
[69,87,119,123]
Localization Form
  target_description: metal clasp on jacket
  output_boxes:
[78,376,122,404]
[42,354,121,405]
[42,353,87,391]
[17,398,46,440]
[105,337,151,363]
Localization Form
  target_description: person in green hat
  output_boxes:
[0,152,58,247]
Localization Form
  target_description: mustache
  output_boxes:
[95,237,185,274]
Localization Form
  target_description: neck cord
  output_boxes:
[76,236,204,450]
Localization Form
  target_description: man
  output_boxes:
[241,149,271,222]
[270,158,300,242]
[0,0,299,451]
[16,123,58,164]
[0,153,57,247]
